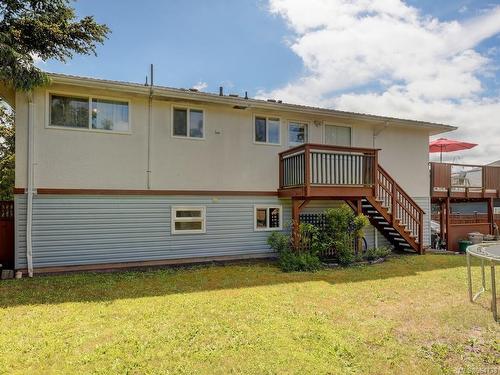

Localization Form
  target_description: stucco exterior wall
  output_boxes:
[15,84,432,197]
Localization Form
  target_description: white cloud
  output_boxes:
[260,0,500,164]
[192,81,208,91]
[30,53,46,66]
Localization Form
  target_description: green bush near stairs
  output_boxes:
[361,246,392,261]
[267,223,323,272]
[268,204,371,271]
[321,204,370,265]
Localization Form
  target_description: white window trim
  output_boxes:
[171,206,206,234]
[322,123,353,146]
[287,120,309,147]
[171,105,206,140]
[45,90,132,135]
[253,114,281,146]
[254,205,283,231]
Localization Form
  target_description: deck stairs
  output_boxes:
[361,196,421,253]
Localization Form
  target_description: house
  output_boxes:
[1,73,456,275]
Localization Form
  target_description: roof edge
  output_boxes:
[47,73,457,134]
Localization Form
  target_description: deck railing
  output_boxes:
[377,166,424,243]
[279,144,378,190]
[430,162,500,198]
[431,212,500,225]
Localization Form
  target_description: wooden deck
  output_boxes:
[430,162,500,199]
[278,144,424,253]
[430,162,500,251]
[278,144,377,199]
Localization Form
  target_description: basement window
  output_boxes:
[171,207,206,234]
[254,205,282,231]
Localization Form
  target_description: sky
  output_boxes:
[40,0,500,164]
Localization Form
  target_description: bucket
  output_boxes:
[458,240,472,253]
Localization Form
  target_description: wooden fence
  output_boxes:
[0,201,14,268]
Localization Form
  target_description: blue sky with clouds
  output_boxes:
[41,0,500,163]
[42,0,302,94]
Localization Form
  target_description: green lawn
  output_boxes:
[1,255,498,374]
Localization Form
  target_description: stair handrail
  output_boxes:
[377,165,425,216]
[376,165,424,251]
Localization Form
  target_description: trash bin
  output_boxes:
[458,240,472,253]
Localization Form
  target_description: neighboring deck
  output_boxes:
[278,144,425,253]
[430,162,500,251]
[430,162,500,199]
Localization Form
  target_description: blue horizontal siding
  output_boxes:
[15,195,291,269]
[14,194,431,269]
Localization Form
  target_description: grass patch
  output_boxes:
[1,255,498,374]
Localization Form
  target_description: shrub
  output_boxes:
[363,246,392,261]
[323,204,369,265]
[334,239,356,265]
[267,231,290,254]
[278,250,323,272]
[267,223,323,272]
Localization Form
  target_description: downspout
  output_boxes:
[146,64,153,189]
[26,92,35,277]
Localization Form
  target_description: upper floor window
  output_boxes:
[324,124,351,146]
[288,121,308,146]
[92,99,130,132]
[49,94,130,132]
[255,116,280,145]
[173,107,204,139]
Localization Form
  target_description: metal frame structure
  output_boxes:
[466,242,500,322]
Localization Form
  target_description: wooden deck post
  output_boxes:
[292,199,310,251]
[304,145,311,197]
[445,197,451,251]
[292,198,301,251]
[373,150,379,198]
[279,153,284,189]
[488,197,494,235]
[356,199,363,254]
[439,200,446,243]
[391,178,396,225]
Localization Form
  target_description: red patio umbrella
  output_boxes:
[429,138,478,162]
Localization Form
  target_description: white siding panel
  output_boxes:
[413,196,431,247]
